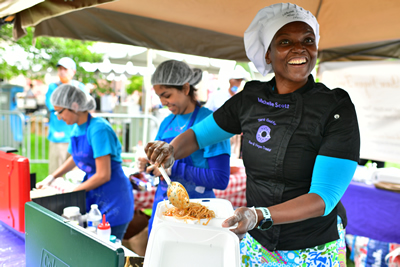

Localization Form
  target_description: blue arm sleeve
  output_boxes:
[191,114,234,149]
[309,155,357,216]
[171,154,230,190]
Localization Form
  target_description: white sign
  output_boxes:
[319,61,400,164]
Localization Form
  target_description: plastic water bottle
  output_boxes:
[97,214,111,242]
[87,204,102,232]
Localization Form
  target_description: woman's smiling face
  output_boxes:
[265,21,317,87]
[154,83,191,115]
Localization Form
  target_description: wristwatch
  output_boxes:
[256,207,273,231]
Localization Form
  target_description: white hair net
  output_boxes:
[151,60,203,86]
[244,3,320,76]
[51,84,96,112]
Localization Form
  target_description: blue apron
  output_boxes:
[70,114,134,227]
[148,105,216,235]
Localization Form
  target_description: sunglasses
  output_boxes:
[54,108,66,116]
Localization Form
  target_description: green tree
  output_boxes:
[0,24,103,83]
[126,75,143,95]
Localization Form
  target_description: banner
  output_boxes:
[319,61,400,164]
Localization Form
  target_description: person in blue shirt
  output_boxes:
[137,60,231,237]
[45,57,86,174]
[38,84,133,240]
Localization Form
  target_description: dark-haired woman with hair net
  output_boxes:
[137,60,231,236]
[37,84,133,240]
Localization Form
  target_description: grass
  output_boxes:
[14,132,50,183]
[347,250,355,267]
[30,163,48,183]
[385,162,400,168]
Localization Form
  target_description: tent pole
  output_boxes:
[142,49,153,146]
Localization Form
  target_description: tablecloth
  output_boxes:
[134,167,247,210]
[0,222,25,266]
[214,166,247,207]
[341,181,400,244]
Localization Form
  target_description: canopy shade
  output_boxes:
[2,0,400,62]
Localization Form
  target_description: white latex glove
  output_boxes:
[222,206,258,240]
[36,175,54,189]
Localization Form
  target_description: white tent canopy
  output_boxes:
[2,0,400,62]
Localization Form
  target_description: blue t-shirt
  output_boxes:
[156,106,230,168]
[68,116,122,162]
[46,80,86,143]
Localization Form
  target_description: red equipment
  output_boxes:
[0,150,31,233]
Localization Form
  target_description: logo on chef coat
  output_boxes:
[256,125,271,143]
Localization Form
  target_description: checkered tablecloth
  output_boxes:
[134,189,156,210]
[134,167,247,210]
[214,167,247,207]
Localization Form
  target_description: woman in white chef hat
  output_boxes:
[144,3,360,266]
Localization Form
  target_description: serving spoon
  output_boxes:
[158,166,190,209]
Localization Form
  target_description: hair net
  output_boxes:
[151,60,203,86]
[244,3,320,76]
[51,84,96,112]
[190,68,203,86]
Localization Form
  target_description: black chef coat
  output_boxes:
[213,75,360,251]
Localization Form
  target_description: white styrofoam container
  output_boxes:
[143,222,240,267]
[153,198,235,228]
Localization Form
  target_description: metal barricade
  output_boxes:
[91,113,160,153]
[26,111,49,164]
[0,110,26,155]
[0,110,160,164]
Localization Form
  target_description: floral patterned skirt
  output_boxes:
[240,216,346,267]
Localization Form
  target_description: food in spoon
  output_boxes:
[167,182,190,209]
[163,201,216,225]
[159,166,190,209]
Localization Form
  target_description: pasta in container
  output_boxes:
[163,201,216,225]
[153,198,234,227]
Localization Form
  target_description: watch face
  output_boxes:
[260,219,273,230]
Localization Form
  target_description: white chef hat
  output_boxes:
[244,3,320,76]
